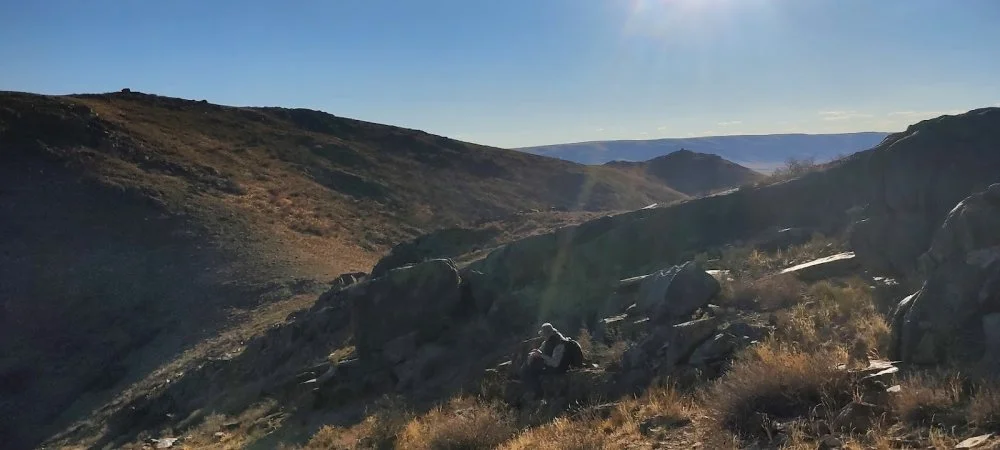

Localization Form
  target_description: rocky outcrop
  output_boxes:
[350,259,466,363]
[622,317,721,372]
[850,108,1000,277]
[892,184,1000,365]
[370,227,501,278]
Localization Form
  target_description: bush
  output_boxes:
[702,341,853,439]
[773,279,890,356]
[396,398,517,450]
[499,417,609,450]
[969,381,1000,430]
[305,396,412,450]
[892,371,966,428]
[720,274,806,311]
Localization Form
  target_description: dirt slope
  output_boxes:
[0,90,686,449]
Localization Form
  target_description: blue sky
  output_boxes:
[2,0,998,148]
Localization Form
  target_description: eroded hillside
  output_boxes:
[0,90,689,449]
[34,108,1000,449]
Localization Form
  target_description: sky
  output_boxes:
[2,0,999,148]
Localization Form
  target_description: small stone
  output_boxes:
[818,434,843,449]
[956,434,993,449]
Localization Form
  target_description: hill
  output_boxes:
[519,132,890,172]
[36,107,1000,449]
[604,149,765,196]
[0,90,688,449]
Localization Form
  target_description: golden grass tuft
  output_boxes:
[396,397,517,450]
[772,278,890,356]
[892,371,966,428]
[968,382,1000,430]
[702,341,853,439]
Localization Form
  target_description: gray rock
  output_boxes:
[382,332,418,365]
[635,262,720,322]
[392,344,447,390]
[831,401,883,432]
[351,259,465,362]
[779,252,860,281]
[894,184,1000,365]
[849,109,1000,277]
[687,334,735,367]
[623,317,720,372]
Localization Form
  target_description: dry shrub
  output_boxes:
[722,274,806,311]
[892,371,966,428]
[702,341,853,439]
[773,279,890,355]
[305,397,412,450]
[396,397,517,450]
[969,381,1000,430]
[718,234,842,281]
[499,417,610,450]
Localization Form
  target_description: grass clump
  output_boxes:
[702,341,853,439]
[772,278,890,357]
[892,371,966,428]
[305,397,412,450]
[397,397,517,450]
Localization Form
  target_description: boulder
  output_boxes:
[635,262,720,322]
[687,333,734,368]
[779,252,860,281]
[893,184,1000,365]
[392,344,447,390]
[622,317,720,372]
[848,108,1000,277]
[350,259,465,363]
[831,401,884,432]
[686,320,769,369]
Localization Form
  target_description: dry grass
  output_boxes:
[397,398,517,450]
[501,385,692,450]
[717,233,842,281]
[772,279,891,356]
[575,328,627,370]
[305,406,413,450]
[969,382,1000,430]
[720,274,806,311]
[893,371,966,428]
[702,341,853,439]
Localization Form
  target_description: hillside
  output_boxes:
[0,90,689,449]
[34,107,1000,449]
[604,149,765,196]
[519,132,890,172]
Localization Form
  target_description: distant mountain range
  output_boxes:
[518,132,891,172]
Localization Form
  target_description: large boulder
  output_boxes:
[849,108,1000,277]
[350,259,466,363]
[635,262,720,322]
[893,184,1000,364]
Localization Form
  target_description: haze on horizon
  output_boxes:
[2,0,998,148]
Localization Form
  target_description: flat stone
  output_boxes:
[779,252,859,281]
[956,434,993,449]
